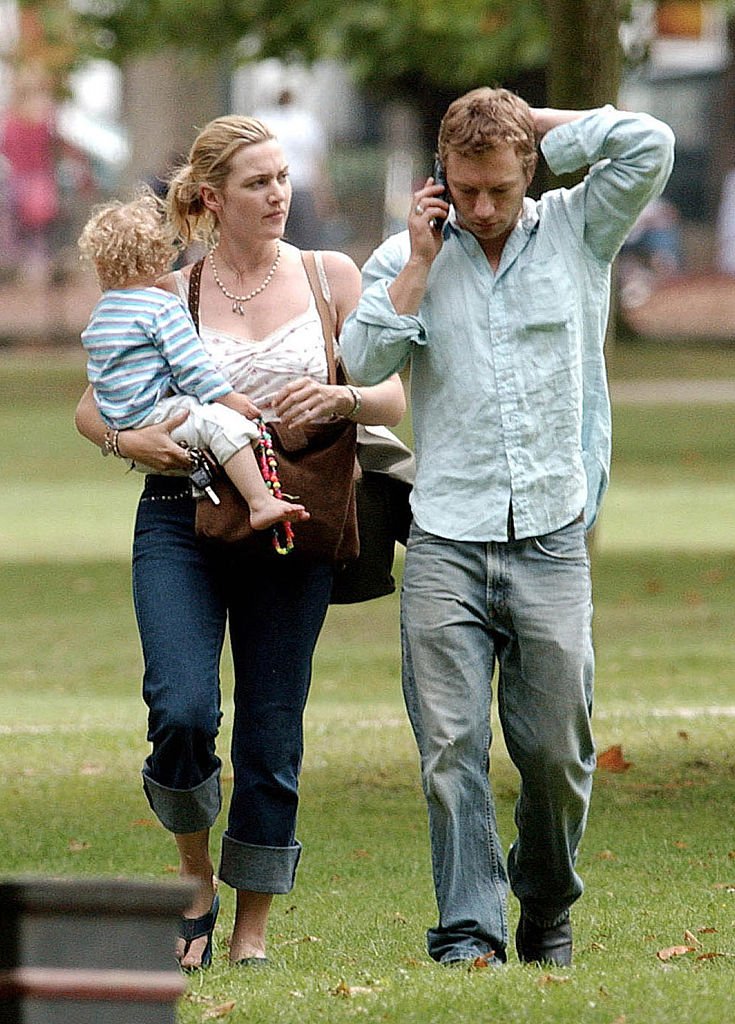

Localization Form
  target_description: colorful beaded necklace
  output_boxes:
[255,418,295,555]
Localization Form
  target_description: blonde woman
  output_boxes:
[75,116,405,969]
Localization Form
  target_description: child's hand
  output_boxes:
[217,392,262,420]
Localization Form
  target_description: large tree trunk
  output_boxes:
[543,0,623,111]
[120,52,230,193]
[543,0,625,547]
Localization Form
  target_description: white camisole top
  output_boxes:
[172,254,337,422]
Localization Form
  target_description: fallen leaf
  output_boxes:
[282,935,321,946]
[131,818,157,828]
[537,973,571,986]
[597,849,617,861]
[68,839,90,852]
[698,927,718,934]
[351,849,371,859]
[393,912,408,924]
[674,841,688,849]
[202,1001,236,1020]
[331,981,377,997]
[712,883,735,892]
[470,951,497,969]
[683,929,701,946]
[696,952,729,961]
[729,851,735,860]
[656,945,695,961]
[677,731,689,741]
[597,745,633,773]
[589,941,607,951]
[79,762,103,776]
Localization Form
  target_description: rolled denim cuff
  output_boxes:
[218,833,302,894]
[141,765,222,834]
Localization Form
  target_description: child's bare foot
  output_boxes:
[249,498,309,531]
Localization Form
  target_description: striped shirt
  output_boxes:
[81,286,233,428]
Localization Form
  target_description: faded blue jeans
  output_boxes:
[401,519,595,964]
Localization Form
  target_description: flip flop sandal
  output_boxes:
[178,891,220,971]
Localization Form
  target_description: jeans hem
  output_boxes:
[218,833,302,894]
[142,765,222,834]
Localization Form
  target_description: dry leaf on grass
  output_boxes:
[537,973,571,986]
[470,951,497,969]
[597,745,633,773]
[331,980,378,997]
[201,1001,236,1020]
[683,929,701,946]
[68,839,90,852]
[656,945,696,961]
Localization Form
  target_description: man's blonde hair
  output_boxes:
[78,190,176,291]
[167,115,276,246]
[438,87,537,177]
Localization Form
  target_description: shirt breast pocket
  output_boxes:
[519,266,575,331]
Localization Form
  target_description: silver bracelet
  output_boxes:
[345,384,362,419]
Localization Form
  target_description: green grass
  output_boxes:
[1,348,735,1023]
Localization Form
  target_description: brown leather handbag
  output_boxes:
[191,251,359,563]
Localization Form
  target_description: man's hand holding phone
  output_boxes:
[408,158,450,263]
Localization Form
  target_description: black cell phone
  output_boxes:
[431,156,449,230]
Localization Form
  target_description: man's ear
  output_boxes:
[526,151,539,186]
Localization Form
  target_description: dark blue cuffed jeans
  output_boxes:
[132,475,333,894]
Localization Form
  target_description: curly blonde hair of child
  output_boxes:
[78,189,177,291]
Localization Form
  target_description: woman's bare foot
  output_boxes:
[229,890,272,965]
[248,498,309,532]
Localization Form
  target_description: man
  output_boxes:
[340,88,674,967]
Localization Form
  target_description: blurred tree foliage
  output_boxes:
[65,0,550,93]
[20,0,632,154]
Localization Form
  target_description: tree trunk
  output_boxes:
[120,51,230,193]
[543,0,623,110]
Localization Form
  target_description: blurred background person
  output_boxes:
[0,62,59,289]
[254,87,339,249]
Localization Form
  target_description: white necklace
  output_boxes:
[208,243,281,315]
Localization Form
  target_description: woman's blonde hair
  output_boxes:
[167,115,276,246]
[78,189,176,290]
[438,87,537,178]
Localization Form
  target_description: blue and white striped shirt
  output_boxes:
[341,107,675,539]
[81,286,233,429]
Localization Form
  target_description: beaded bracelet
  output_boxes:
[102,427,122,458]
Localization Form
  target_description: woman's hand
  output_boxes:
[270,378,354,428]
[117,412,194,472]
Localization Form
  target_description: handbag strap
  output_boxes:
[188,257,204,331]
[301,250,338,385]
[187,250,337,386]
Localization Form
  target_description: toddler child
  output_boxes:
[78,191,308,533]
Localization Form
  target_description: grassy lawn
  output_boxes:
[1,346,734,1023]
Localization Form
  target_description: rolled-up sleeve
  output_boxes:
[340,234,426,385]
[542,106,676,262]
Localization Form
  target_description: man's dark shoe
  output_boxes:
[515,912,572,966]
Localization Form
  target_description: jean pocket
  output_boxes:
[531,520,587,562]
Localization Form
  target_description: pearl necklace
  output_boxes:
[208,243,281,315]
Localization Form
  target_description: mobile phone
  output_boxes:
[431,156,449,230]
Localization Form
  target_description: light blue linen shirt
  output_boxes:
[340,106,675,540]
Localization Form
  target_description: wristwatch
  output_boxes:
[345,384,362,419]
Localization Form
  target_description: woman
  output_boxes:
[75,115,405,969]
